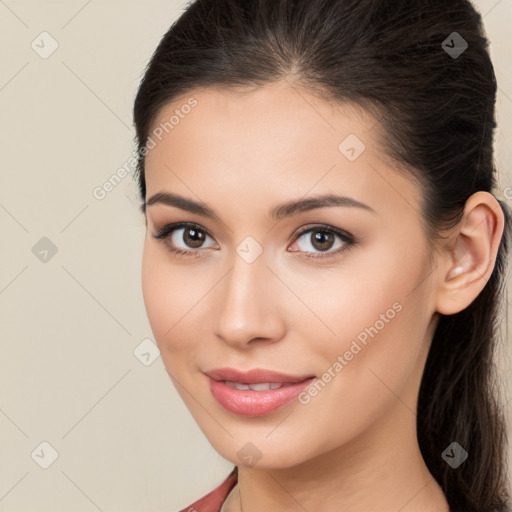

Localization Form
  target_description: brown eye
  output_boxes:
[182,227,207,248]
[289,225,356,260]
[309,231,336,251]
[153,223,217,256]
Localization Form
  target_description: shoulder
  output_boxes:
[177,466,238,512]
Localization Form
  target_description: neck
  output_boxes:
[225,401,449,512]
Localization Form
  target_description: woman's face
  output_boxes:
[141,80,441,468]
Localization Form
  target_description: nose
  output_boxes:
[213,253,286,349]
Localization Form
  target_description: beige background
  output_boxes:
[0,1,510,510]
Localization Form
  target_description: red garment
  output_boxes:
[179,466,238,512]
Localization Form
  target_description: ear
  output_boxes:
[434,191,505,315]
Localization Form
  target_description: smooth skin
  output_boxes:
[140,79,504,512]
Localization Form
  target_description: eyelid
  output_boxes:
[288,224,356,260]
[153,222,217,246]
[292,224,355,244]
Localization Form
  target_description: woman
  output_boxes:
[133,0,512,510]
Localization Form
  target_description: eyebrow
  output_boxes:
[144,191,376,221]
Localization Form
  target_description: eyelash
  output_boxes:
[152,222,356,260]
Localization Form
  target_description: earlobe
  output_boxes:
[435,191,505,316]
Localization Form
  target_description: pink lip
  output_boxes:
[204,367,314,384]
[204,368,316,417]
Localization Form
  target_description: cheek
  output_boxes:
[297,243,429,393]
[141,243,168,339]
[141,241,217,366]
[283,253,411,350]
[280,274,429,459]
[141,243,191,351]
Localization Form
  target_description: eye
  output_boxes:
[152,222,217,257]
[152,222,356,260]
[288,224,356,260]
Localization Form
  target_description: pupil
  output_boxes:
[185,228,204,248]
[313,231,333,251]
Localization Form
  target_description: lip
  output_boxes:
[204,367,314,384]
[204,368,316,417]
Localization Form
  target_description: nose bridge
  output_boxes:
[214,247,283,346]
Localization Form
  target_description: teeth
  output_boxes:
[223,381,291,391]
[249,382,274,391]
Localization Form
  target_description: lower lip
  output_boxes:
[207,375,316,417]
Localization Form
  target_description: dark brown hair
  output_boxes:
[133,1,512,510]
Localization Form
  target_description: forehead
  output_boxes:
[147,80,380,156]
[144,80,422,222]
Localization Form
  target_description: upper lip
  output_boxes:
[204,367,315,384]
